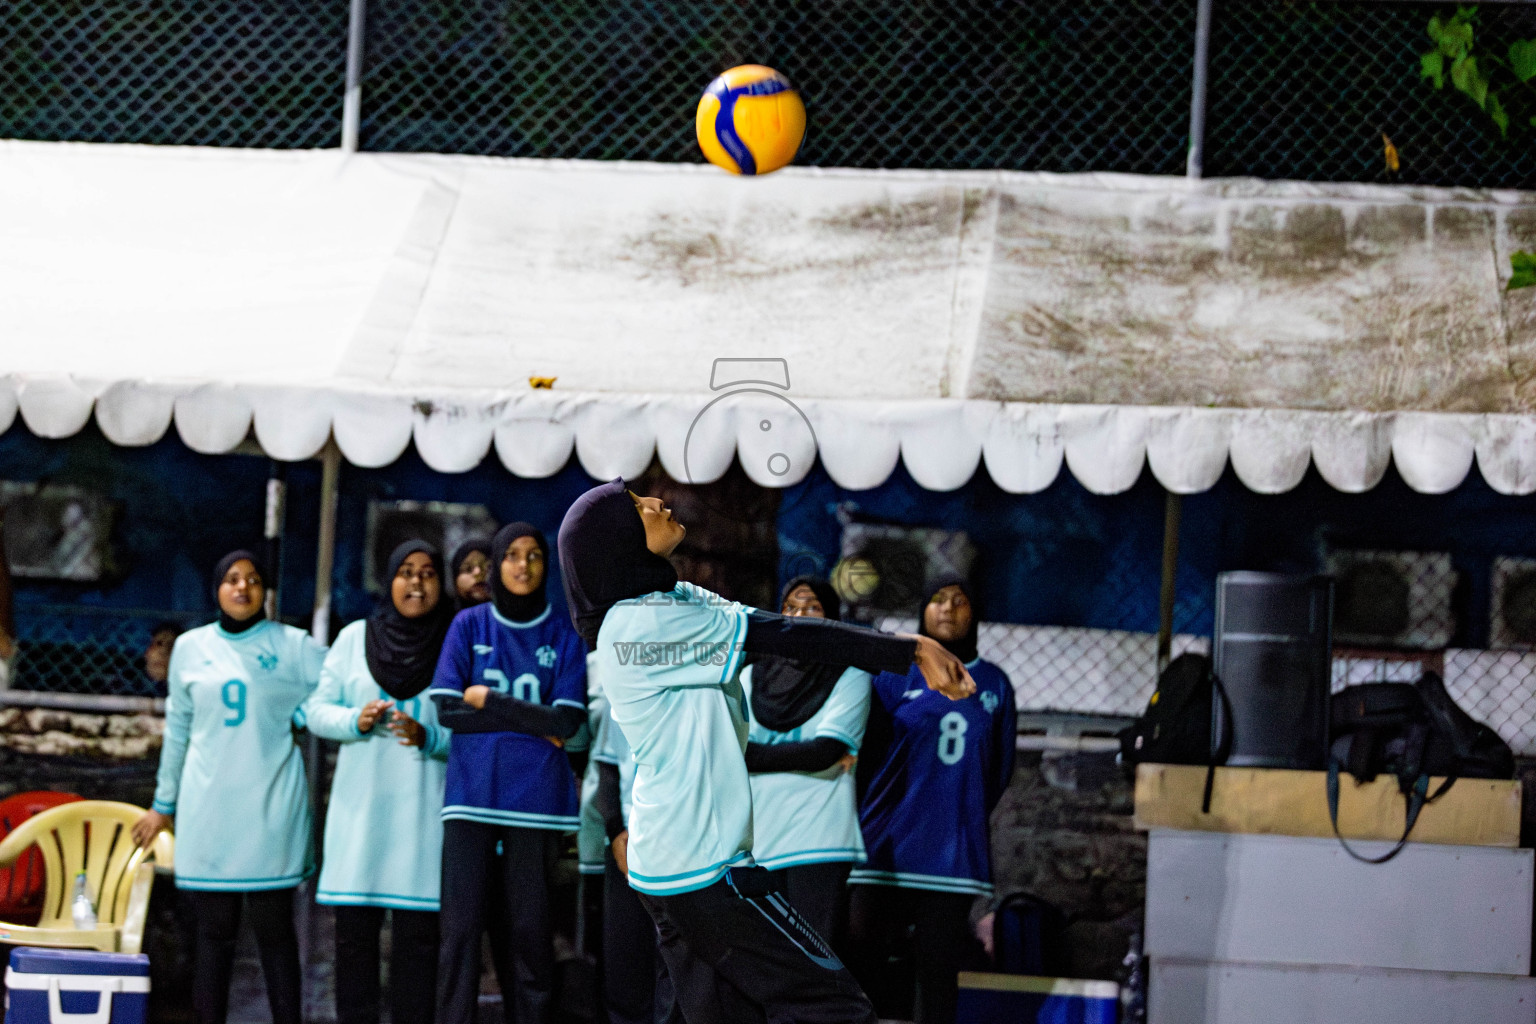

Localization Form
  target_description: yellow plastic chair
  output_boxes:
[0,800,174,955]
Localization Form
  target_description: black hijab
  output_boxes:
[489,522,549,623]
[751,576,848,733]
[449,536,493,610]
[557,479,679,646]
[365,540,455,701]
[213,549,269,634]
[919,573,979,664]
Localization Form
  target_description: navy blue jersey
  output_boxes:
[850,658,1016,896]
[428,603,587,831]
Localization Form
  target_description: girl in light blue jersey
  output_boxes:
[304,540,454,1024]
[558,480,976,1024]
[133,550,326,1024]
[741,576,870,944]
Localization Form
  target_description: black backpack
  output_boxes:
[1328,671,1514,863]
[1119,653,1233,812]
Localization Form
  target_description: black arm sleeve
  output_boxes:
[432,693,585,739]
[595,761,626,840]
[743,737,848,774]
[743,612,916,675]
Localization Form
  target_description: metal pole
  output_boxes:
[264,462,288,622]
[341,0,368,152]
[1156,491,1183,676]
[1186,0,1214,179]
[299,440,341,972]
[310,440,341,647]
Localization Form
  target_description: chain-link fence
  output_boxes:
[9,606,197,698]
[0,0,347,147]
[10,505,1536,762]
[6,0,1533,187]
[1206,0,1536,188]
[360,0,1195,172]
[823,467,1536,764]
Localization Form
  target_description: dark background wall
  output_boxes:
[4,423,1536,649]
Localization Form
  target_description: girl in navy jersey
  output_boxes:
[445,533,518,998]
[847,575,1017,1024]
[430,523,587,1024]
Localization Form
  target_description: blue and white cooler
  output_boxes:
[4,949,149,1024]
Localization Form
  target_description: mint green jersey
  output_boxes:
[303,621,449,911]
[152,620,327,891]
[596,582,752,896]
[741,664,871,871]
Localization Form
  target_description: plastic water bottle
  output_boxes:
[71,872,96,929]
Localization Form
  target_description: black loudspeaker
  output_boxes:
[1213,572,1335,769]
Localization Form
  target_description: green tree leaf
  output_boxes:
[1470,60,1490,108]
[1511,39,1536,82]
[1429,12,1475,58]
[1422,50,1446,88]
[1510,251,1536,291]
[1489,92,1510,136]
[1452,55,1488,108]
[1441,15,1474,57]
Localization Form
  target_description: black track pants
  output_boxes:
[184,887,302,1024]
[635,867,877,1024]
[767,862,853,948]
[846,885,975,1024]
[437,820,556,1024]
[333,905,440,1024]
[602,850,683,1024]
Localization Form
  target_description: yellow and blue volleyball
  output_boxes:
[695,65,806,176]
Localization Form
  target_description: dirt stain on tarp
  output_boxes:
[970,189,1517,413]
[619,213,741,287]
[608,191,966,289]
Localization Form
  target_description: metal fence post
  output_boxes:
[298,440,341,979]
[263,461,287,622]
[1186,0,1214,179]
[1157,492,1183,677]
[341,0,368,151]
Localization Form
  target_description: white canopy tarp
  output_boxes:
[2,140,1534,495]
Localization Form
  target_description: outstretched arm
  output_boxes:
[743,612,974,700]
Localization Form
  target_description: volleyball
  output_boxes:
[695,65,806,176]
[831,556,881,603]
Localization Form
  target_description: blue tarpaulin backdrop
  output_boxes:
[2,423,1534,651]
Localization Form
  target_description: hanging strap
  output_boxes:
[1327,762,1456,864]
[1202,672,1234,814]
